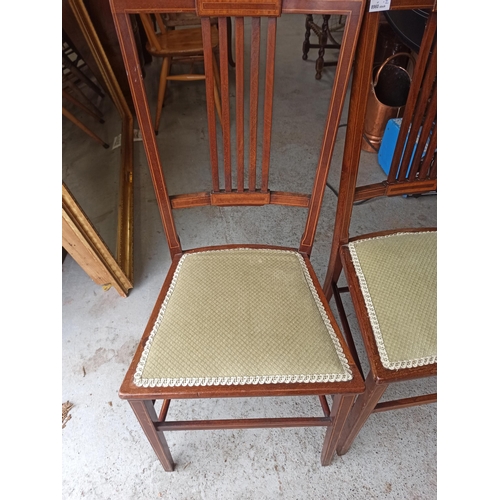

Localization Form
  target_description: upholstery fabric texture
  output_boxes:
[348,231,437,370]
[134,248,353,387]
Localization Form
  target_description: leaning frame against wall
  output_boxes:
[62,0,134,297]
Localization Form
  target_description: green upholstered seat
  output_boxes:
[347,231,437,370]
[134,248,353,388]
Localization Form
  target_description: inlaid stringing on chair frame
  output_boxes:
[110,0,366,471]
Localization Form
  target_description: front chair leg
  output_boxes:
[336,370,388,456]
[320,394,356,466]
[129,400,175,471]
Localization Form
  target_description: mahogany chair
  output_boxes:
[138,12,223,134]
[110,0,366,470]
[322,3,437,456]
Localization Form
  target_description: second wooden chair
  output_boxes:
[139,13,223,134]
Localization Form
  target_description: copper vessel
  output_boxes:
[362,52,415,152]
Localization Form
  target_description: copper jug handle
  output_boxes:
[373,52,417,87]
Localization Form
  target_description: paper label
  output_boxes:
[369,0,391,12]
[112,129,142,150]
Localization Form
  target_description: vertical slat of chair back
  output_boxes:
[154,14,168,35]
[202,17,277,197]
[387,12,437,190]
[235,17,245,193]
[139,13,162,52]
[200,18,220,193]
[216,18,233,191]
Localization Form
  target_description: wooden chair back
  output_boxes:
[321,1,437,457]
[139,14,167,52]
[325,6,437,292]
[112,2,366,261]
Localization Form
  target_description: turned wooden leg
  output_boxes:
[336,371,388,456]
[321,394,356,466]
[154,57,170,134]
[315,15,330,80]
[129,400,175,472]
[302,14,313,60]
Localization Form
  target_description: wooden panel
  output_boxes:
[211,190,271,206]
[269,192,310,207]
[353,183,386,202]
[196,0,282,17]
[170,192,212,208]
[112,0,413,15]
[386,179,436,196]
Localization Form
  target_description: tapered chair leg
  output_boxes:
[129,400,175,472]
[154,57,170,134]
[321,394,356,466]
[336,371,388,456]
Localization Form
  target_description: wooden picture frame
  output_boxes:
[62,0,134,297]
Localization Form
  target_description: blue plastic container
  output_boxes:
[378,118,405,175]
[377,118,430,177]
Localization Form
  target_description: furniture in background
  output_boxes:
[138,13,223,134]
[110,0,366,470]
[62,0,135,297]
[302,14,344,79]
[62,104,109,149]
[322,2,437,455]
[62,39,109,148]
[62,0,146,113]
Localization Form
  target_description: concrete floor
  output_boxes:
[62,14,437,499]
